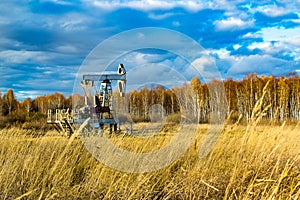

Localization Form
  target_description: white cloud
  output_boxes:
[248,41,272,51]
[227,55,289,75]
[148,12,176,20]
[0,38,23,50]
[92,0,174,11]
[261,27,300,42]
[89,0,207,12]
[15,90,46,100]
[56,44,78,54]
[285,36,300,47]
[206,48,231,59]
[254,27,300,60]
[192,56,214,69]
[0,49,81,66]
[255,4,291,17]
[119,51,166,66]
[204,0,242,11]
[55,13,91,31]
[88,0,255,13]
[40,0,74,5]
[127,63,187,89]
[191,56,221,79]
[242,32,261,39]
[179,1,206,12]
[214,17,254,31]
[205,48,243,74]
[0,66,24,79]
[290,18,300,24]
[0,50,49,64]
[241,27,300,61]
[247,41,299,59]
[233,44,242,50]
[2,0,300,99]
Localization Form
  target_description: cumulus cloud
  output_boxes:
[40,0,75,6]
[214,17,254,31]
[90,0,207,12]
[0,49,82,66]
[247,41,295,59]
[92,0,175,11]
[55,44,79,54]
[242,32,262,39]
[191,56,214,69]
[247,42,274,53]
[148,12,177,20]
[14,78,74,99]
[0,50,50,64]
[255,4,291,17]
[227,55,290,75]
[1,0,300,99]
[0,66,24,80]
[252,26,300,60]
[14,90,47,100]
[89,0,255,13]
[261,27,300,42]
[233,44,242,50]
[285,36,300,47]
[190,56,222,80]
[126,63,187,89]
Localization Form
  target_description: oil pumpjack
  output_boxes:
[75,63,127,134]
[47,64,127,136]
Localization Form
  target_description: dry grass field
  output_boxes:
[0,120,299,200]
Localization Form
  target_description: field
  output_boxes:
[0,121,299,199]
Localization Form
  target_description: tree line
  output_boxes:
[0,90,73,127]
[114,73,299,123]
[0,73,299,127]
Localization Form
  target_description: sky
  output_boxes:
[0,0,300,99]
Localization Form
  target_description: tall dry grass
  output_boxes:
[0,82,299,199]
[0,120,299,199]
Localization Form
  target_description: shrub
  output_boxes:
[165,113,181,124]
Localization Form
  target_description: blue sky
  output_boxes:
[0,0,300,99]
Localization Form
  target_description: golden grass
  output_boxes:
[0,121,299,200]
